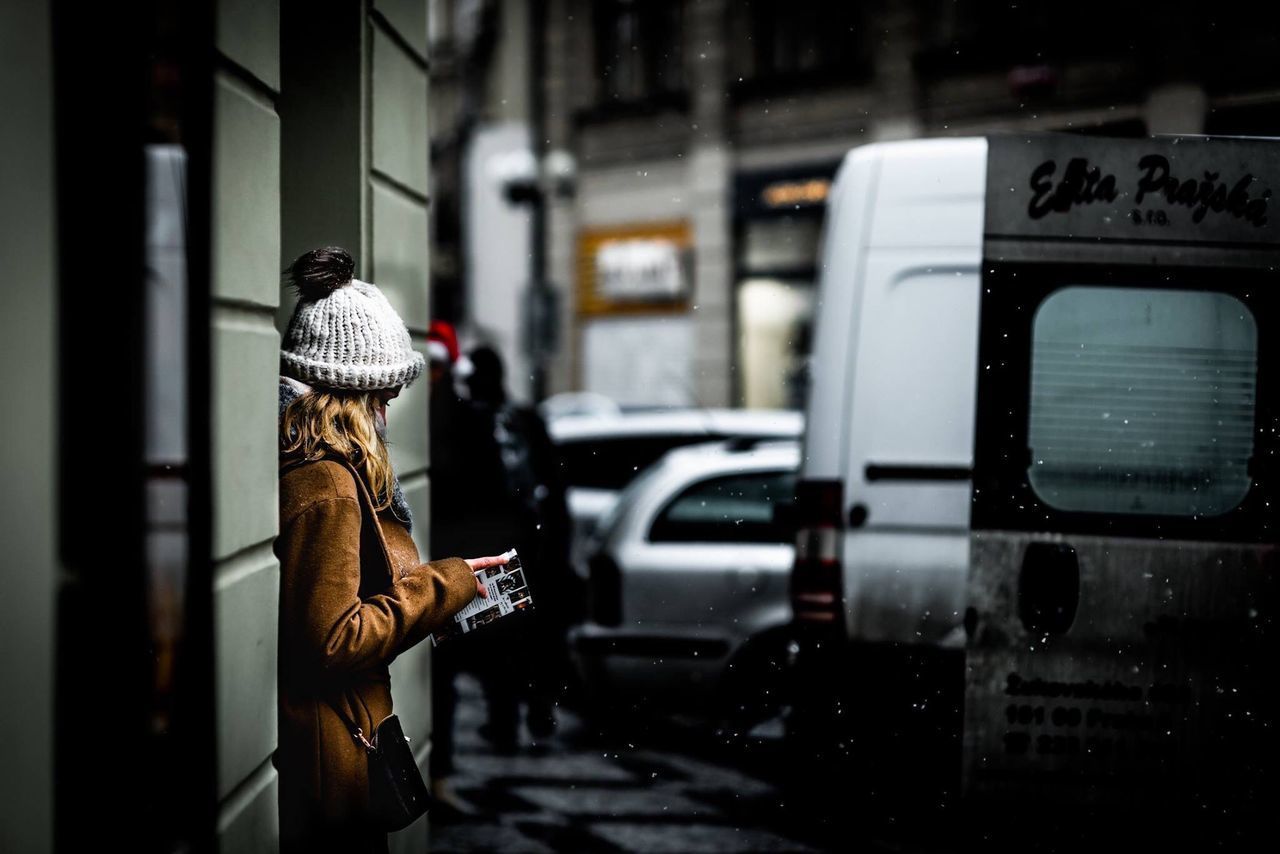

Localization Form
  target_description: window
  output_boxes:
[728,0,871,91]
[650,471,797,543]
[593,0,684,104]
[736,278,814,410]
[1027,287,1258,517]
[914,0,1146,78]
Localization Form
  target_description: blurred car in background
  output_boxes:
[570,439,799,736]
[547,408,803,577]
[538,391,623,421]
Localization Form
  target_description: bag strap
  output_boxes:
[280,454,396,751]
[324,696,377,752]
[280,454,397,581]
[337,455,397,582]
[327,460,398,752]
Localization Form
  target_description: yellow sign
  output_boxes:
[761,178,830,208]
[577,221,692,317]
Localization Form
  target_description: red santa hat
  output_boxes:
[427,320,473,377]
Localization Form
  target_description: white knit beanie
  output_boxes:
[280,247,425,391]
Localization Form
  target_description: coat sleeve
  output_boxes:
[278,495,478,675]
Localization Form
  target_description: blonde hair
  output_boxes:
[280,389,394,511]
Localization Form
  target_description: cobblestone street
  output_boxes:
[427,676,822,853]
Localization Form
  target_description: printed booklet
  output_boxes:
[430,549,532,647]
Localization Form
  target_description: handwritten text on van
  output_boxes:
[1027,155,1271,227]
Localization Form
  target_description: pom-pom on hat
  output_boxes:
[281,246,425,391]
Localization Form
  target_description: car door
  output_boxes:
[617,468,798,653]
[560,432,712,573]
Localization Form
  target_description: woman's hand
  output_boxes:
[464,553,511,599]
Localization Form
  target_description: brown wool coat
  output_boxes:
[274,457,476,852]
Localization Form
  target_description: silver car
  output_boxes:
[547,409,803,577]
[570,439,800,732]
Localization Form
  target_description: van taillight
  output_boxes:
[588,552,622,627]
[790,479,844,627]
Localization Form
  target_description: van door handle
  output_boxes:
[1018,542,1079,635]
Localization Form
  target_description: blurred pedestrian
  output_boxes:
[273,247,508,853]
[464,345,576,750]
[425,320,485,820]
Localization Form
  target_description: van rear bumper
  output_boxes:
[785,628,965,764]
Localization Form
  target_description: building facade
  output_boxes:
[218,3,441,851]
[2,2,439,852]
[431,0,1280,411]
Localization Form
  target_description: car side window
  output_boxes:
[649,471,797,544]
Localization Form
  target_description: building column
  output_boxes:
[209,2,284,850]
[365,9,437,847]
[280,3,436,851]
[687,0,734,407]
[543,0,578,398]
[870,3,924,141]
[0,1,56,849]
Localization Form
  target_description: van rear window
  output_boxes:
[1027,287,1258,517]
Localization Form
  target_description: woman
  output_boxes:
[273,247,503,853]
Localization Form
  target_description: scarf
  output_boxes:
[278,376,414,533]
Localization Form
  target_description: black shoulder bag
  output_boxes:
[322,698,433,832]
[283,455,434,832]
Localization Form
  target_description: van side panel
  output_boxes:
[845,256,982,528]
[841,138,987,644]
[801,149,882,481]
[964,134,1280,823]
[868,138,990,250]
[843,259,980,643]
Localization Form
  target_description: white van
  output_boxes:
[791,133,1278,830]
[789,137,986,769]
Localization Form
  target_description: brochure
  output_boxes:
[430,549,532,646]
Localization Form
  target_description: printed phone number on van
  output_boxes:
[1003,730,1177,761]
[1002,702,1179,760]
